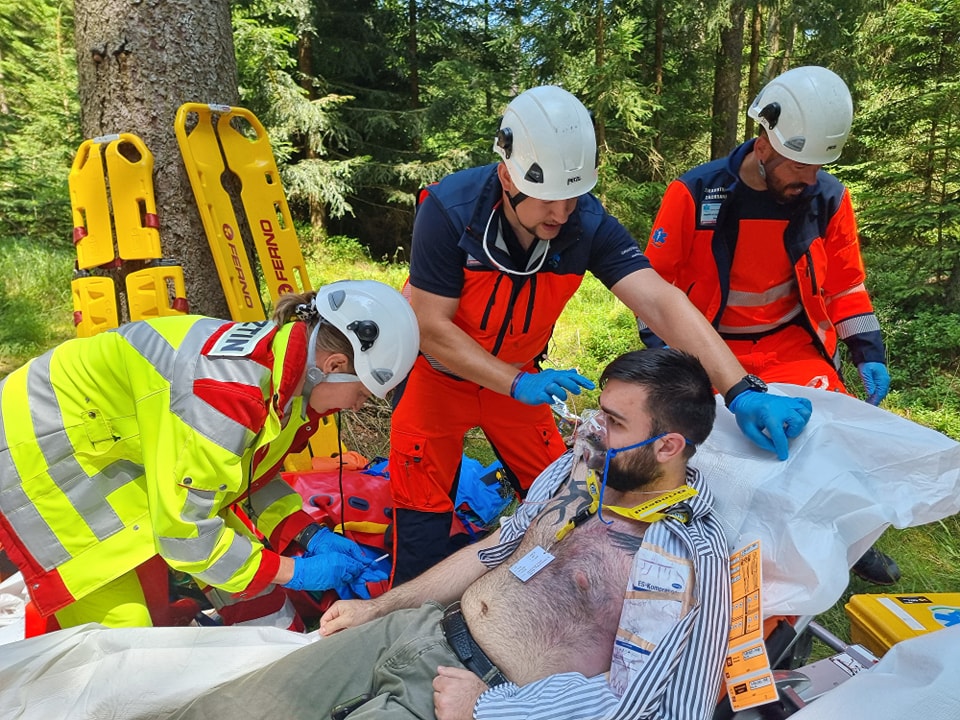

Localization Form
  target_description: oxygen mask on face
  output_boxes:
[572,409,608,471]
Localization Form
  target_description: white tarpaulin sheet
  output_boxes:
[0,623,314,719]
[790,625,960,719]
[0,384,958,718]
[693,384,960,616]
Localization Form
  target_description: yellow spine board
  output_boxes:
[174,103,265,321]
[175,103,336,461]
[105,134,162,261]
[215,108,311,304]
[71,276,119,337]
[126,266,189,321]
[69,139,115,270]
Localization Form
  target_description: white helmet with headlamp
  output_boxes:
[304,280,419,400]
[493,85,598,201]
[748,65,853,165]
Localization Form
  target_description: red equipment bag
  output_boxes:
[282,455,393,552]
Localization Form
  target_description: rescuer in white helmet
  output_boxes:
[0,279,420,634]
[643,66,898,585]
[389,84,815,584]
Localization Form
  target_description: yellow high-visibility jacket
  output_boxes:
[0,316,323,615]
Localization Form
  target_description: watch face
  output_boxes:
[747,374,768,392]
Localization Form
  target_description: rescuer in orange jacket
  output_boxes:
[643,66,899,585]
[0,280,419,633]
[389,84,816,583]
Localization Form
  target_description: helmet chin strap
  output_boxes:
[505,187,528,210]
[300,317,361,418]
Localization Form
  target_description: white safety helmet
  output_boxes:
[308,280,419,399]
[747,66,853,165]
[493,85,598,201]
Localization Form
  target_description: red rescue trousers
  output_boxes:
[388,355,566,581]
[725,324,850,394]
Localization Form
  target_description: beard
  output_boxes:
[603,443,663,492]
[761,156,810,205]
[767,177,809,205]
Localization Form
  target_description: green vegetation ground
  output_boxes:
[3,235,959,656]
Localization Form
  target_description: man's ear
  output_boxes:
[754,132,771,161]
[655,433,688,463]
[320,352,350,374]
[496,162,514,192]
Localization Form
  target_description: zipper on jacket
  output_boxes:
[804,250,818,295]
[523,275,537,333]
[492,277,528,357]
[480,274,504,331]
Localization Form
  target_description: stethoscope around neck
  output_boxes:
[480,202,551,277]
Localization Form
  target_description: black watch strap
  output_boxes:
[724,374,768,408]
[295,522,324,549]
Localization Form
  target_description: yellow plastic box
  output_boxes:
[844,592,960,656]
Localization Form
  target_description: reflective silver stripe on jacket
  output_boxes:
[248,478,300,518]
[116,320,268,585]
[836,313,881,340]
[157,487,219,562]
[116,321,263,455]
[829,282,867,301]
[192,527,256,587]
[158,486,256,585]
[726,278,796,307]
[0,353,145,570]
[0,365,72,570]
[717,304,803,335]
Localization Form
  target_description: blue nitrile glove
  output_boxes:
[333,548,390,599]
[284,528,378,593]
[857,362,890,406]
[510,369,595,406]
[334,563,390,600]
[304,525,369,564]
[284,551,384,593]
[729,391,813,461]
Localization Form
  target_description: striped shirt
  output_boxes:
[475,452,731,720]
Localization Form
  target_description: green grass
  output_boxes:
[4,237,960,653]
[0,238,75,375]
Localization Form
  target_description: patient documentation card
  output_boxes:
[724,539,778,712]
[510,545,555,582]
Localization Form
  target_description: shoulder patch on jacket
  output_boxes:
[208,321,274,357]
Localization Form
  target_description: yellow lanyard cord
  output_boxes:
[555,472,698,541]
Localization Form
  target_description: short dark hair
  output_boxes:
[599,348,715,457]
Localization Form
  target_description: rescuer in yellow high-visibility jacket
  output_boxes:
[0,280,418,633]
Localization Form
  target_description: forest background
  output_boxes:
[1,0,959,646]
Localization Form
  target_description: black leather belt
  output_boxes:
[440,602,510,687]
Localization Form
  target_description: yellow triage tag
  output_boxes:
[724,539,778,711]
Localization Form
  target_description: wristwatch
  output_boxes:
[724,374,768,407]
[295,522,325,549]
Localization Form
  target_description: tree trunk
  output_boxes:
[764,5,782,83]
[297,34,327,235]
[73,0,239,319]
[711,0,745,159]
[652,0,665,158]
[409,0,419,111]
[594,0,606,150]
[744,3,762,142]
[0,46,8,115]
